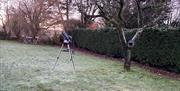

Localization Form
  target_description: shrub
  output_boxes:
[0,31,7,40]
[52,31,62,45]
[133,28,180,73]
[72,27,180,73]
[72,28,123,57]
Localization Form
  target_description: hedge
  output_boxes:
[132,28,180,73]
[72,28,123,57]
[72,28,180,73]
[0,31,7,40]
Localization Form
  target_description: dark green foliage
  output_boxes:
[0,31,7,40]
[72,27,180,73]
[72,28,123,57]
[133,28,180,73]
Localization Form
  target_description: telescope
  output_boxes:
[61,31,72,44]
[52,31,75,70]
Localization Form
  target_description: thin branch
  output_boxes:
[129,12,165,42]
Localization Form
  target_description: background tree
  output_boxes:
[170,0,180,27]
[3,0,73,40]
[76,0,172,71]
[75,0,101,25]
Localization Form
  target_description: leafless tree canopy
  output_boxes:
[76,0,172,71]
[2,0,77,39]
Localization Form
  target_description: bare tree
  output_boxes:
[17,0,44,39]
[2,0,77,41]
[76,0,171,71]
[75,0,101,25]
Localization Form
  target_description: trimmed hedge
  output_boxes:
[72,28,180,73]
[72,28,123,57]
[133,28,180,72]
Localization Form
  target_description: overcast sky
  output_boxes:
[0,0,180,25]
[171,0,180,20]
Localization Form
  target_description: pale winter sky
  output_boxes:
[171,0,180,20]
[0,0,81,25]
[0,0,180,26]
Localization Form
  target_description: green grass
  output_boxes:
[0,40,180,91]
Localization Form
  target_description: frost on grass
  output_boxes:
[0,40,180,91]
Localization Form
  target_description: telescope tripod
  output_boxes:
[52,43,75,71]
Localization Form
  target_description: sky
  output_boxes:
[0,0,81,26]
[171,0,180,20]
[0,0,180,26]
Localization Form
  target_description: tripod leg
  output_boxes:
[69,46,75,70]
[52,43,64,70]
[70,52,75,70]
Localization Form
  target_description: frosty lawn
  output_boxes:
[0,40,180,91]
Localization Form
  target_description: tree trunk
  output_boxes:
[116,27,132,71]
[124,48,132,71]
